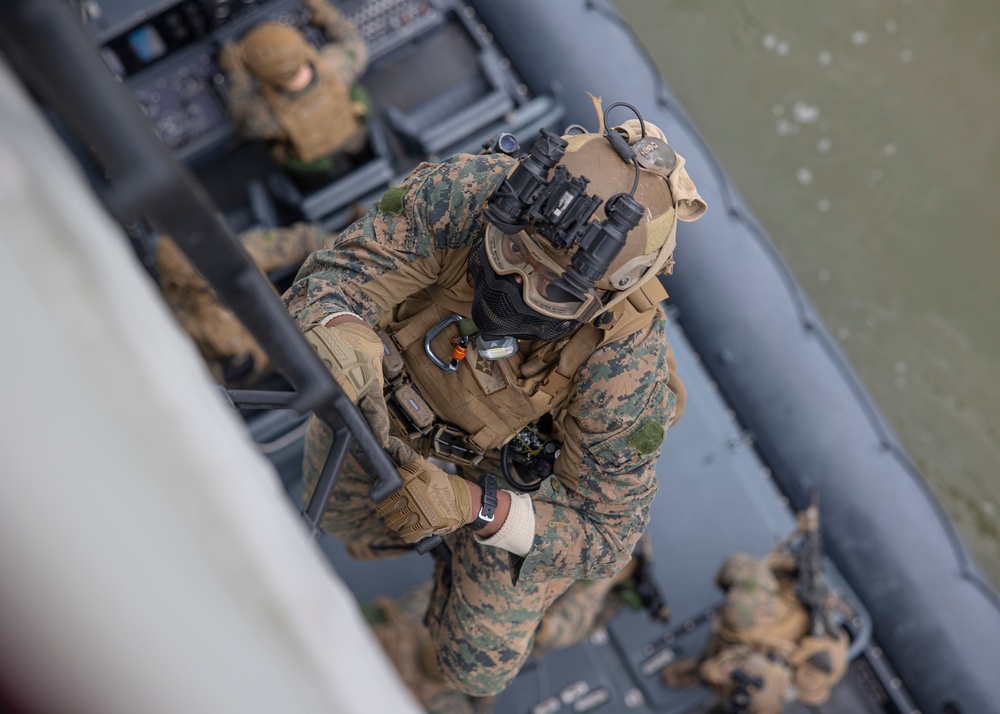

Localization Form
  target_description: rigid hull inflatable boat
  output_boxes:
[1,0,998,712]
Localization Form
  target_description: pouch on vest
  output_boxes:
[393,384,435,431]
[378,329,405,382]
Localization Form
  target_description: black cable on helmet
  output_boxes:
[602,101,644,197]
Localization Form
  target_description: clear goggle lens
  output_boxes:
[483,225,598,320]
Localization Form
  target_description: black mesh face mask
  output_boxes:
[468,240,581,343]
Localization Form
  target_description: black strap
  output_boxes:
[469,473,498,531]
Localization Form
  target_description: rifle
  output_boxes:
[724,669,764,714]
[793,489,837,639]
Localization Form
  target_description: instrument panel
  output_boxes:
[81,0,442,161]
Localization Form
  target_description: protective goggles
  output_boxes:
[482,224,600,320]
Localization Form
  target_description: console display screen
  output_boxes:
[101,3,210,78]
[127,25,168,64]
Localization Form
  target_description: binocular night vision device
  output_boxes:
[483,127,645,306]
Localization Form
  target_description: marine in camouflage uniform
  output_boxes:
[218,0,370,182]
[157,222,331,386]
[283,115,706,699]
[662,508,851,713]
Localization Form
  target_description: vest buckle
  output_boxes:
[430,424,485,467]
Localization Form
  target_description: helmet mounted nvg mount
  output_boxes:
[476,103,651,358]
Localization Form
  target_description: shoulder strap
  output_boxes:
[598,278,668,347]
[536,325,603,403]
[533,278,667,402]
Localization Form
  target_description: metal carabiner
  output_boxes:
[424,313,466,372]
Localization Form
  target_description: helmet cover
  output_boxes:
[240,22,311,85]
[547,130,677,294]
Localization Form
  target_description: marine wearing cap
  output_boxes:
[240,22,311,86]
[217,0,370,178]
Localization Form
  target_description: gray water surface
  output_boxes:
[615,0,1000,588]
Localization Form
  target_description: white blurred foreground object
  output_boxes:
[0,58,420,714]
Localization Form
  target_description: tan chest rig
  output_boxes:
[261,47,360,164]
[377,250,668,472]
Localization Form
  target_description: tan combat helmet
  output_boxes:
[239,22,311,86]
[554,116,705,311]
[477,99,707,344]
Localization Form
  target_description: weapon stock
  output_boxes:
[725,669,764,714]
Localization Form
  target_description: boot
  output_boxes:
[370,596,452,706]
[661,659,701,689]
[367,585,495,713]
[612,532,670,622]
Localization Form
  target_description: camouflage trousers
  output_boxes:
[302,417,623,697]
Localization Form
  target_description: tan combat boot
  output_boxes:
[370,596,452,706]
[369,593,496,714]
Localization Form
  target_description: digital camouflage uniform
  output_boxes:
[284,152,685,696]
[663,532,850,712]
[157,223,331,386]
[220,0,370,175]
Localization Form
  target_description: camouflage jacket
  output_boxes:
[283,154,677,585]
[223,3,369,142]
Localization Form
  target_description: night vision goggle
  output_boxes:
[482,125,645,311]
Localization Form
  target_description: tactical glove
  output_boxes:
[305,322,389,444]
[375,459,472,543]
[304,0,338,24]
[385,436,420,468]
[218,42,243,74]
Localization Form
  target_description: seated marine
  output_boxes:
[155,223,332,386]
[218,0,370,186]
[663,506,851,714]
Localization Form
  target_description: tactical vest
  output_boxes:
[707,575,849,708]
[715,585,811,659]
[261,47,361,164]
[379,246,668,475]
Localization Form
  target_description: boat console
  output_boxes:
[79,0,563,228]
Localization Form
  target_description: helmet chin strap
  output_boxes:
[588,213,677,321]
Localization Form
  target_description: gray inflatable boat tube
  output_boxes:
[470,0,1000,711]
